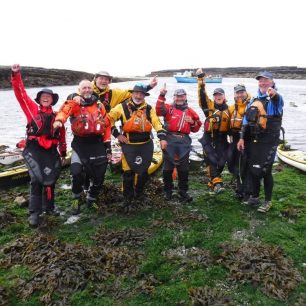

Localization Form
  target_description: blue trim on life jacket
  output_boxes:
[242,87,284,125]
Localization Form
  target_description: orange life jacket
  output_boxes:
[230,101,247,130]
[122,103,152,133]
[204,109,230,133]
[71,102,107,137]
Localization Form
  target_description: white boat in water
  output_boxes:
[173,71,222,83]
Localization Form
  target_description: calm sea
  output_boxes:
[1,77,306,151]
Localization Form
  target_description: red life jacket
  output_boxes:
[26,112,56,138]
[71,103,107,137]
[164,107,192,134]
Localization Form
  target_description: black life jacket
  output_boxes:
[26,112,56,138]
[99,90,112,113]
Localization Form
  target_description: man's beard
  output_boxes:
[132,97,143,104]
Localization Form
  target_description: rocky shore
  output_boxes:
[0,66,139,89]
[147,66,306,79]
[2,66,305,90]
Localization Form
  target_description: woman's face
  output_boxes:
[39,93,53,107]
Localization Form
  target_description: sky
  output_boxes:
[1,0,305,76]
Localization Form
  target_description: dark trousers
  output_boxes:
[201,133,228,181]
[71,161,107,200]
[247,131,279,201]
[163,155,189,193]
[251,164,274,201]
[123,170,149,199]
[29,182,55,215]
[227,133,251,197]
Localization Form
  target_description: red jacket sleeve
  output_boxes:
[156,95,170,116]
[11,72,38,123]
[58,125,67,157]
[189,108,202,133]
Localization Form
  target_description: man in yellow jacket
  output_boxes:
[196,68,230,193]
[69,71,158,192]
[109,83,167,210]
[92,71,157,112]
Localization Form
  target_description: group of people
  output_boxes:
[11,64,284,227]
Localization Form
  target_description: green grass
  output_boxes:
[0,164,306,305]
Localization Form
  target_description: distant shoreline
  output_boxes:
[147,66,306,80]
[0,66,141,89]
[1,66,306,90]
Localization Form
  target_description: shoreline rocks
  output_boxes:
[0,66,140,89]
[147,66,306,80]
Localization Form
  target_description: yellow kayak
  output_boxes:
[0,152,72,189]
[277,145,306,172]
[148,151,163,175]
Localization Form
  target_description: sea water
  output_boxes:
[1,77,306,151]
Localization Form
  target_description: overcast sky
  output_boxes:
[1,0,305,76]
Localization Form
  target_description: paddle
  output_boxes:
[280,127,291,151]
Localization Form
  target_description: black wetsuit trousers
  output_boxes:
[123,170,149,199]
[227,133,251,196]
[201,132,228,180]
[29,182,55,214]
[247,131,279,202]
[163,155,189,193]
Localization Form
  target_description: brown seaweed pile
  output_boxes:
[0,286,10,306]
[188,286,233,306]
[0,234,142,304]
[151,210,208,230]
[0,211,17,229]
[162,246,212,268]
[218,242,302,300]
[92,226,152,248]
[94,183,123,211]
[294,292,306,306]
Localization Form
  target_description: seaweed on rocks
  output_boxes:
[188,286,233,306]
[0,211,17,229]
[294,292,306,306]
[0,234,142,303]
[0,286,10,306]
[150,210,208,230]
[217,242,302,300]
[92,227,152,248]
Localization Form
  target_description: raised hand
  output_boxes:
[160,83,167,96]
[11,64,20,73]
[149,75,158,88]
[267,87,277,98]
[196,68,205,78]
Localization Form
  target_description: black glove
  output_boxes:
[196,68,205,78]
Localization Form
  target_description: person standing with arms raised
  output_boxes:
[156,85,202,202]
[53,80,111,214]
[11,64,67,227]
[237,71,284,213]
[196,68,230,193]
